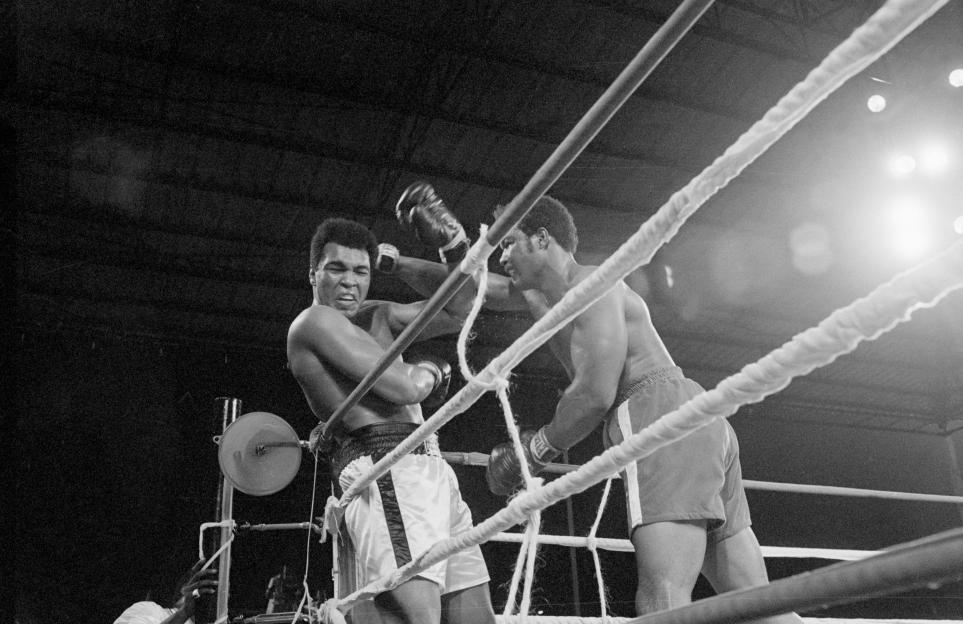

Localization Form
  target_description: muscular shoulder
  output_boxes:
[288,304,344,342]
[572,265,624,308]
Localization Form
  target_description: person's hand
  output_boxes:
[395,181,469,264]
[179,559,218,618]
[485,428,561,496]
[408,352,452,410]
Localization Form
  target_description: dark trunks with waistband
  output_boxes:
[329,422,439,485]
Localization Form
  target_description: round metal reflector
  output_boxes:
[217,411,302,496]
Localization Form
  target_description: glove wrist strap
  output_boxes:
[529,427,563,465]
[375,243,399,273]
[438,233,469,264]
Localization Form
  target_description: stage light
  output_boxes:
[866,94,887,112]
[950,69,963,88]
[918,142,950,176]
[888,196,923,229]
[887,153,917,177]
[890,228,930,259]
[886,196,932,260]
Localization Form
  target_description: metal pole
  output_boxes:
[320,0,716,440]
[562,451,581,616]
[237,522,323,533]
[215,397,242,623]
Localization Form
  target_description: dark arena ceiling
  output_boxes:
[7,0,963,436]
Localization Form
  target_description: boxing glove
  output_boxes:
[485,428,562,496]
[408,352,452,410]
[395,181,469,264]
[375,243,399,273]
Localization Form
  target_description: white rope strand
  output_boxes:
[326,0,954,616]
[587,479,614,622]
[488,532,882,561]
[742,480,963,504]
[440,453,963,504]
[503,523,533,617]
[290,451,323,624]
[335,0,950,509]
[333,239,963,612]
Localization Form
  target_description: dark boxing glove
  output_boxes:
[395,181,469,264]
[485,428,563,496]
[408,352,452,410]
[375,243,399,273]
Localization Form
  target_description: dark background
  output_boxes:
[6,1,963,622]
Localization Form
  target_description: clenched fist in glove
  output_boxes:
[408,352,452,410]
[375,243,399,273]
[395,181,469,264]
[485,427,563,496]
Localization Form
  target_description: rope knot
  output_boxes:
[458,223,495,276]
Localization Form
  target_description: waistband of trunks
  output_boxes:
[614,366,684,406]
[330,422,440,481]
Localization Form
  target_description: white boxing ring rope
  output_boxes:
[320,0,963,619]
[204,0,963,622]
[489,532,882,563]
[334,0,952,508]
[442,451,963,505]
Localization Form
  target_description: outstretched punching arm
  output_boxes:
[388,250,531,314]
[382,181,528,335]
[543,287,626,448]
[485,288,626,495]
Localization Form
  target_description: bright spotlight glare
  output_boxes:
[918,142,950,175]
[888,153,917,176]
[950,69,963,88]
[866,94,887,112]
[886,197,931,259]
[954,216,963,235]
[888,197,923,229]
[891,229,931,259]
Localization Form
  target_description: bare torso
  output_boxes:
[287,300,423,439]
[526,265,675,391]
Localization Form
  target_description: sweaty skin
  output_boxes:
[287,243,458,439]
[286,239,495,624]
[393,220,804,622]
[493,226,676,449]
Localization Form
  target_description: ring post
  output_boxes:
[215,397,242,623]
